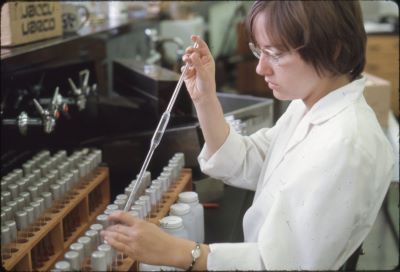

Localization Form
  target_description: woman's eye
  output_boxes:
[263,48,282,58]
[271,51,283,58]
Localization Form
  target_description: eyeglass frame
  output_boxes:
[248,42,299,65]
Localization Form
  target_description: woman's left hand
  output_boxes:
[101,211,186,267]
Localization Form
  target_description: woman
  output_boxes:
[102,1,394,270]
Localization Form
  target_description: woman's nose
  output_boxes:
[256,55,273,76]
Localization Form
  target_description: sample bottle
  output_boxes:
[159,216,188,239]
[169,203,196,242]
[140,216,188,272]
[91,250,107,271]
[178,191,204,243]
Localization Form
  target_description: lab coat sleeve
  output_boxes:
[257,135,394,270]
[198,125,277,191]
[207,243,265,271]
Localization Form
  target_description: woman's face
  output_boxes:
[253,13,333,108]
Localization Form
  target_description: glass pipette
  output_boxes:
[124,42,198,212]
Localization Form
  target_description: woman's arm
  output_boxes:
[183,35,229,157]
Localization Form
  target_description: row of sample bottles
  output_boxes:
[52,152,204,271]
[0,148,102,269]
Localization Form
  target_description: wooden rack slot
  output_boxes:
[2,166,110,271]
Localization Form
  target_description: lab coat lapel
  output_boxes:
[263,104,308,182]
[283,116,312,154]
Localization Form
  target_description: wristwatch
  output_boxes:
[187,243,201,271]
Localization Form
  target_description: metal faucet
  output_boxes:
[39,70,96,113]
[2,87,60,135]
[68,69,92,111]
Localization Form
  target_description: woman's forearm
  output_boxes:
[194,94,230,156]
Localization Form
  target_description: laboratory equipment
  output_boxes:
[124,42,198,212]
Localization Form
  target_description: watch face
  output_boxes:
[192,246,201,259]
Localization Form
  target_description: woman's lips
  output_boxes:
[267,81,278,89]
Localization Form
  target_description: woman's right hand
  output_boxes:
[182,35,216,105]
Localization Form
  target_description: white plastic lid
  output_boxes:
[129,210,140,218]
[170,203,190,216]
[70,242,84,251]
[178,192,198,203]
[139,195,150,201]
[91,250,105,259]
[96,214,108,222]
[106,204,119,211]
[159,216,183,229]
[55,261,71,270]
[78,236,90,244]
[90,224,103,232]
[65,250,79,259]
[116,194,127,200]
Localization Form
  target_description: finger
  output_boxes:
[107,211,137,226]
[190,52,205,74]
[102,229,131,244]
[106,224,135,237]
[191,35,207,49]
[183,67,196,81]
[191,35,212,55]
[182,54,192,66]
[103,232,132,256]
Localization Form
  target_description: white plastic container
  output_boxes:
[139,216,188,272]
[159,216,188,239]
[178,192,204,243]
[169,203,196,242]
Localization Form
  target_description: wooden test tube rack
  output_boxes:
[112,168,193,271]
[2,166,110,271]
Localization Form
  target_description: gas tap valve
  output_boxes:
[2,89,60,135]
[32,99,56,134]
[68,69,95,111]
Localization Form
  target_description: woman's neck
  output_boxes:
[303,74,351,109]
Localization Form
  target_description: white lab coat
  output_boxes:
[198,77,394,270]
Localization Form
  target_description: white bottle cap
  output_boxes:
[178,191,198,203]
[106,204,119,211]
[55,260,71,271]
[128,210,140,218]
[170,203,190,216]
[159,216,183,229]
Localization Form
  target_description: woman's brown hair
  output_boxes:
[246,1,366,80]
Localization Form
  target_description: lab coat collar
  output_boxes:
[305,76,366,126]
[284,76,366,153]
[262,76,366,183]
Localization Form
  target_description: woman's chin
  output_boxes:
[272,90,290,101]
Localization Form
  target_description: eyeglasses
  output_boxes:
[248,42,289,66]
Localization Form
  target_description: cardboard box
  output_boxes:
[1,2,62,47]
[363,72,392,128]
